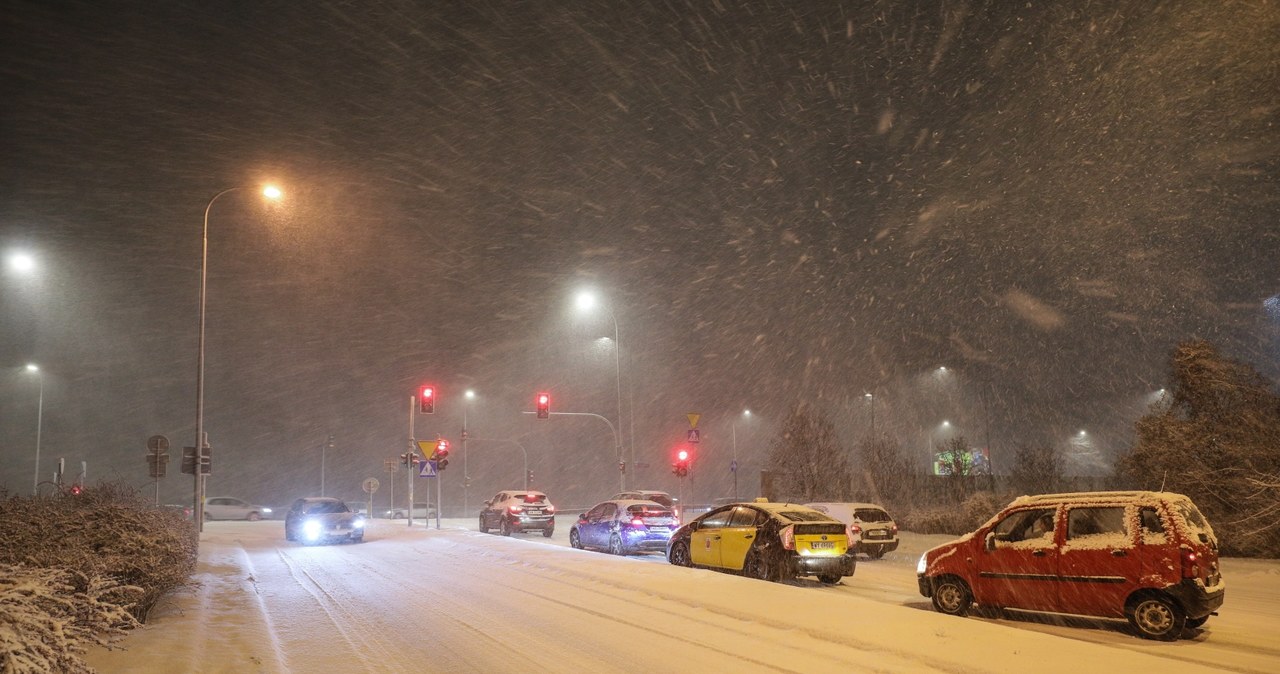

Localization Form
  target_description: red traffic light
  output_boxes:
[677,449,689,461]
[419,386,435,414]
[536,392,550,419]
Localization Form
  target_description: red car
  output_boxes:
[917,491,1224,640]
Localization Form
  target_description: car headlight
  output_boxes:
[353,517,366,529]
[262,507,273,514]
[303,519,323,541]
[916,553,928,575]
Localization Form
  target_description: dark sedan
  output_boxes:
[285,497,366,544]
[570,499,680,555]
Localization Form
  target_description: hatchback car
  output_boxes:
[285,497,366,544]
[610,490,675,509]
[571,500,680,555]
[479,490,556,537]
[917,490,1225,640]
[386,502,435,519]
[667,499,855,584]
[805,502,899,558]
[204,496,272,521]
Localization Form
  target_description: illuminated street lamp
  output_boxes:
[25,364,44,495]
[193,184,282,527]
[574,289,626,489]
[7,251,37,274]
[731,409,753,501]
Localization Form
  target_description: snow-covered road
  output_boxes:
[87,517,1280,673]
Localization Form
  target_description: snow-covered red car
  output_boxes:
[917,491,1224,640]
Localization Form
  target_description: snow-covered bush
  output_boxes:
[0,482,197,672]
[900,491,1002,535]
[0,564,139,674]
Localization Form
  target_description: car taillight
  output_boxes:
[891,524,899,535]
[1181,547,1200,579]
[630,518,646,527]
[848,524,862,539]
[780,525,795,550]
[547,505,556,513]
[509,505,524,514]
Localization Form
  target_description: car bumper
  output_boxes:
[512,517,555,531]
[856,539,899,553]
[623,530,674,549]
[917,573,932,597]
[1166,579,1225,619]
[788,553,856,578]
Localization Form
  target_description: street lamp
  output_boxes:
[731,409,752,501]
[7,251,37,274]
[26,364,43,495]
[864,392,875,439]
[574,289,626,489]
[463,389,476,515]
[194,184,282,527]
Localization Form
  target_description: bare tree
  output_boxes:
[1009,442,1063,496]
[765,404,853,502]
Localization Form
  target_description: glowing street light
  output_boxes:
[731,409,753,500]
[574,289,626,489]
[7,251,37,274]
[193,184,283,527]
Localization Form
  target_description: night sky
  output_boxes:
[2,1,1277,510]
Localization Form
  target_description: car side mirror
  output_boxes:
[688,522,699,532]
[578,513,588,523]
[985,531,997,552]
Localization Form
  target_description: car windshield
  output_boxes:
[304,501,348,515]
[627,505,673,518]
[854,508,892,522]
[777,511,833,522]
[642,494,674,507]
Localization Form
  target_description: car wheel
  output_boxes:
[930,576,973,616]
[1127,594,1186,641]
[818,574,842,585]
[500,517,512,536]
[609,534,626,555]
[868,545,885,559]
[203,511,213,521]
[247,512,261,522]
[1185,615,1209,629]
[542,527,554,538]
[478,514,489,533]
[569,528,583,549]
[744,551,777,582]
[669,541,691,567]
[285,530,295,542]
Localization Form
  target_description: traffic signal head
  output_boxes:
[434,438,450,470]
[677,449,689,462]
[536,392,550,419]
[419,386,435,414]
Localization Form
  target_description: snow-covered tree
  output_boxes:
[853,435,912,506]
[765,404,853,502]
[1009,442,1063,496]
[1118,339,1280,556]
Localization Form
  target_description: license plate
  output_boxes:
[649,526,669,532]
[866,531,885,538]
[810,541,835,549]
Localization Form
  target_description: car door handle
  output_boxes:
[1111,549,1127,557]
[744,535,754,539]
[1032,549,1047,557]
[711,535,721,540]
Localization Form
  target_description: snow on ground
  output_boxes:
[86,517,1280,673]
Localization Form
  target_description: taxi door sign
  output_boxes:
[419,460,438,478]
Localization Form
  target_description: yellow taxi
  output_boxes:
[666,499,856,583]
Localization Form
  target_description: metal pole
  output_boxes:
[31,370,43,496]
[732,422,738,501]
[523,411,619,490]
[408,395,415,527]
[609,308,624,491]
[195,187,240,530]
[463,404,468,521]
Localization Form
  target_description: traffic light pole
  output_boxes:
[408,395,416,528]
[523,411,622,490]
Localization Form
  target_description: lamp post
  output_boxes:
[864,392,875,439]
[463,389,475,515]
[194,185,281,528]
[731,409,751,501]
[575,290,626,489]
[26,364,43,495]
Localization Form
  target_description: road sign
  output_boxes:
[416,440,435,455]
[147,435,169,452]
[686,429,701,443]
[362,477,380,494]
[686,413,701,429]
[419,460,438,478]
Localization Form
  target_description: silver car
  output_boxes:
[805,502,900,558]
[204,496,272,521]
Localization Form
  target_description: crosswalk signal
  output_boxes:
[419,386,435,414]
[536,392,550,419]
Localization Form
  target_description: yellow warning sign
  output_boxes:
[686,413,701,429]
